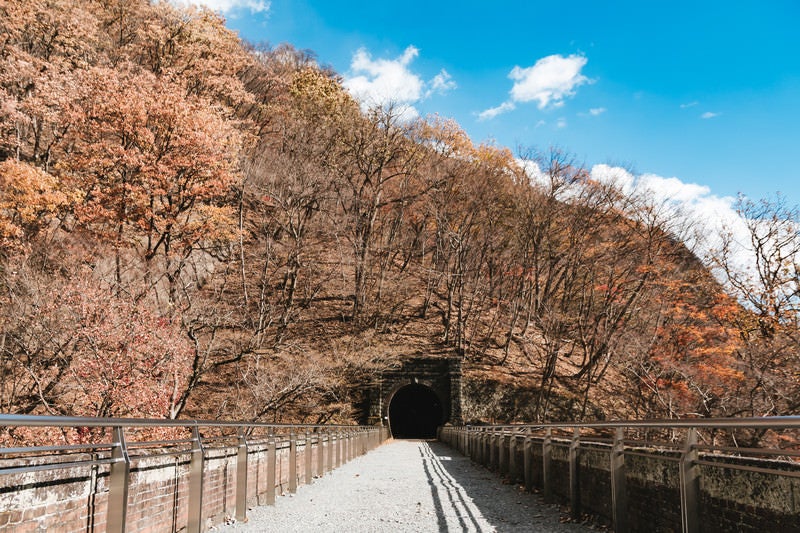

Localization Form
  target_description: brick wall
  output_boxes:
[0,428,387,532]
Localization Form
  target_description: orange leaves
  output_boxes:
[59,63,240,258]
[0,159,74,252]
[645,277,748,414]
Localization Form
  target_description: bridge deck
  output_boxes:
[218,440,592,532]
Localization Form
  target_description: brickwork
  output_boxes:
[0,428,389,532]
[367,357,463,426]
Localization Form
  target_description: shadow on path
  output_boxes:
[418,440,585,532]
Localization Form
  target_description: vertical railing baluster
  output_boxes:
[569,427,581,520]
[680,427,700,533]
[188,426,205,533]
[289,432,297,493]
[508,429,516,480]
[327,429,334,472]
[611,427,628,533]
[317,429,325,477]
[523,428,533,492]
[542,427,553,502]
[266,432,276,505]
[336,431,342,468]
[498,429,507,474]
[107,426,130,533]
[305,431,312,485]
[235,427,248,523]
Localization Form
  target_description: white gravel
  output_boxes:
[215,439,596,533]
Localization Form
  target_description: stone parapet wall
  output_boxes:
[439,427,800,533]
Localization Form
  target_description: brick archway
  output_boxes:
[365,357,463,427]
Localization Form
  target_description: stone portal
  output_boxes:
[366,357,463,436]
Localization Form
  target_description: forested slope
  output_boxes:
[1,1,797,437]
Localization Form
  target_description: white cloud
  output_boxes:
[509,54,590,108]
[680,101,699,109]
[556,117,568,129]
[638,174,711,203]
[479,54,590,120]
[175,0,270,13]
[591,164,751,273]
[591,164,636,193]
[589,107,606,116]
[429,70,457,95]
[342,46,455,117]
[701,111,720,119]
[477,101,516,121]
[517,158,547,187]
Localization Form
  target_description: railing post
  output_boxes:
[523,428,533,492]
[611,427,628,533]
[327,430,334,472]
[289,431,298,493]
[317,429,325,477]
[305,431,313,485]
[569,427,581,520]
[484,429,490,466]
[471,428,477,460]
[498,429,508,474]
[107,426,130,533]
[542,427,553,502]
[508,430,517,481]
[266,433,276,505]
[490,429,498,470]
[235,427,248,523]
[188,426,205,533]
[680,427,700,533]
[336,430,342,468]
[348,430,352,460]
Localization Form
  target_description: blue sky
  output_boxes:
[193,0,800,208]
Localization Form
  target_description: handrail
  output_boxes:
[461,415,800,430]
[0,413,389,533]
[0,413,371,429]
[440,416,800,533]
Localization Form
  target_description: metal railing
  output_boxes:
[438,417,800,533]
[0,414,389,533]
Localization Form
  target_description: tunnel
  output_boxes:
[388,384,444,439]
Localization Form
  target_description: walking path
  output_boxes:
[216,440,595,532]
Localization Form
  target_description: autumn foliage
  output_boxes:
[1,0,798,436]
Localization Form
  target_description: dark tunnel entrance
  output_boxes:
[388,384,444,439]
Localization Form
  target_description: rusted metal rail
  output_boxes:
[439,417,800,533]
[0,415,389,533]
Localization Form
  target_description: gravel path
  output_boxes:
[215,440,595,533]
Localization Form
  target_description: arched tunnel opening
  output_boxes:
[388,384,444,439]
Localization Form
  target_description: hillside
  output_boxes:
[1,0,798,434]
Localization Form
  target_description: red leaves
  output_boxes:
[51,277,194,420]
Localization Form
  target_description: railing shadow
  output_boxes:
[420,441,485,531]
[417,440,568,532]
